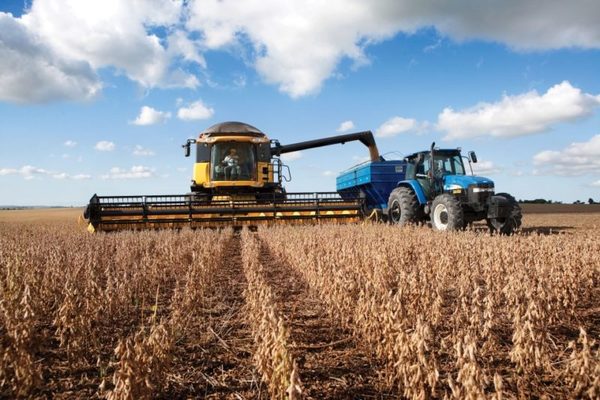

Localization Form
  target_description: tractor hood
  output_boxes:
[443,175,494,191]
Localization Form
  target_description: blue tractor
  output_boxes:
[337,142,522,234]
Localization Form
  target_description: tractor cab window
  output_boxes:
[211,142,256,181]
[422,153,466,176]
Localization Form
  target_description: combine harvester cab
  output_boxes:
[84,122,380,232]
[337,143,522,234]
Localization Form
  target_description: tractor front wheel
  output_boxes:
[431,194,464,231]
[486,193,522,235]
[387,187,420,225]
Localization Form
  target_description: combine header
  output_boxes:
[84,122,379,232]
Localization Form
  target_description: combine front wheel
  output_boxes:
[486,193,522,235]
[431,194,464,231]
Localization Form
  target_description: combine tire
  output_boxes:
[387,187,420,225]
[486,193,522,235]
[431,194,464,231]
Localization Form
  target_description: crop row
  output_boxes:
[259,224,600,398]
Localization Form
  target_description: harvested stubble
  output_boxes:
[259,223,600,399]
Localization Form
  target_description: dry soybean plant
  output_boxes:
[0,222,229,398]
[260,223,599,398]
[1,215,599,398]
[240,229,302,399]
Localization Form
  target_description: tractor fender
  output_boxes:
[395,180,427,205]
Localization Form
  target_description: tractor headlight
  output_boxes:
[472,187,495,193]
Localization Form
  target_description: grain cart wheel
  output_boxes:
[387,187,420,225]
[431,194,464,231]
[486,192,522,235]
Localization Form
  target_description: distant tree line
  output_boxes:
[518,198,597,205]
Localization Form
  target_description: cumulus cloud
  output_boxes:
[131,106,171,126]
[95,141,115,152]
[186,0,600,97]
[177,100,215,121]
[63,140,77,147]
[280,151,303,162]
[0,1,203,103]
[438,81,600,140]
[471,160,501,176]
[0,165,91,180]
[533,134,600,176]
[23,0,197,88]
[72,173,92,180]
[3,1,600,102]
[133,145,156,156]
[0,165,48,180]
[376,116,420,138]
[336,120,355,133]
[0,12,101,103]
[101,166,155,180]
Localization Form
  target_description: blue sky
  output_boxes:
[1,0,600,205]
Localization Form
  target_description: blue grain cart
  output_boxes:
[337,160,406,214]
[336,142,522,234]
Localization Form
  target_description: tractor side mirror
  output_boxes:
[469,151,478,163]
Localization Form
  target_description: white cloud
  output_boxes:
[131,106,171,126]
[177,100,215,121]
[533,134,600,176]
[0,12,101,103]
[0,165,90,180]
[23,0,197,89]
[133,145,155,156]
[322,170,336,177]
[438,81,600,140]
[471,160,501,176]
[101,166,155,180]
[375,116,419,138]
[95,141,115,152]
[337,120,355,133]
[186,1,600,98]
[72,174,92,180]
[3,1,600,103]
[63,140,77,147]
[591,180,600,187]
[280,151,303,162]
[0,1,203,103]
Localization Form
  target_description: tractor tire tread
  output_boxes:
[487,192,522,235]
[431,193,464,231]
[388,187,420,225]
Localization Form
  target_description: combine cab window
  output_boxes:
[211,142,257,181]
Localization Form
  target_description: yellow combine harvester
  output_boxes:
[84,121,380,232]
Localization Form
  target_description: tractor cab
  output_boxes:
[404,146,496,207]
[405,148,470,200]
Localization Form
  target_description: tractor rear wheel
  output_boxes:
[431,194,464,231]
[387,187,420,225]
[486,193,522,235]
